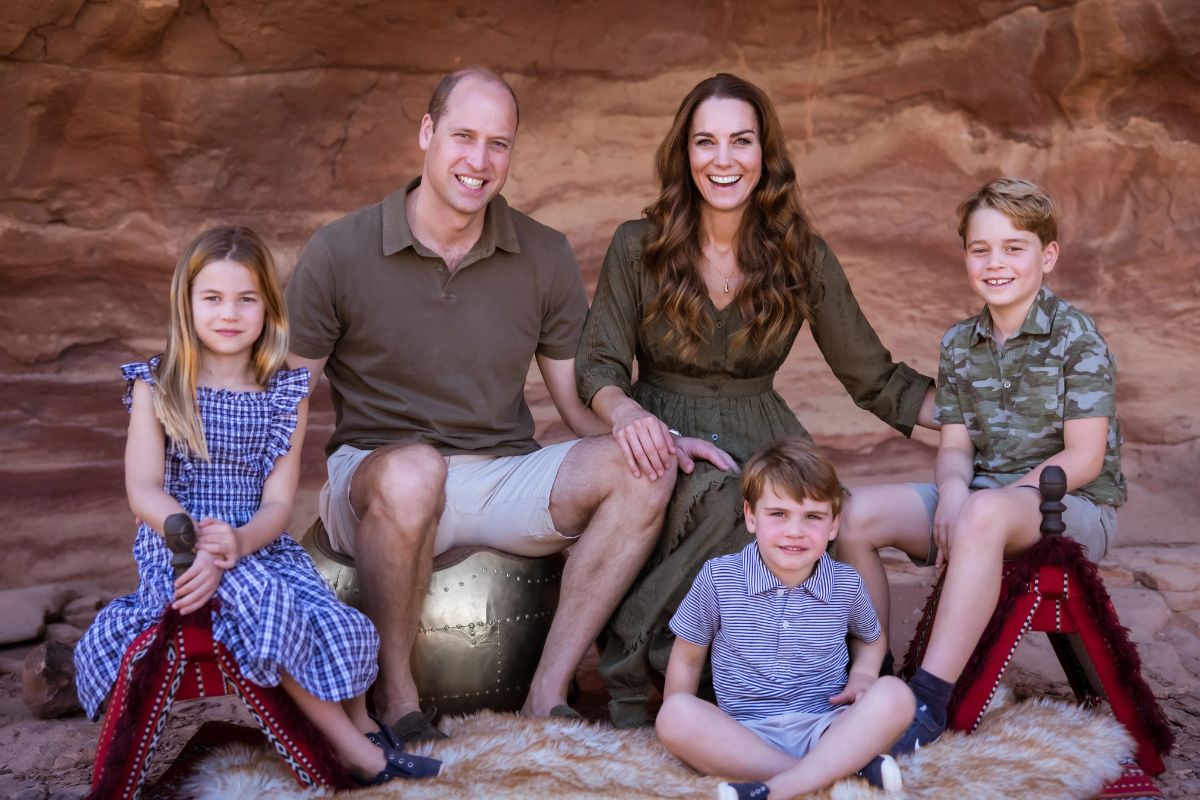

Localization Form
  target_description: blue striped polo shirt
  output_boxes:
[669,543,880,722]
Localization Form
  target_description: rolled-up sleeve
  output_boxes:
[576,223,643,406]
[807,240,933,437]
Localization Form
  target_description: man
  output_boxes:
[287,68,718,742]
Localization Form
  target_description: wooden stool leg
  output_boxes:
[88,620,188,800]
[949,592,1040,733]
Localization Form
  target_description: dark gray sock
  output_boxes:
[909,667,953,727]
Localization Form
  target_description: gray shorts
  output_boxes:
[320,440,581,560]
[907,476,1117,567]
[739,706,847,759]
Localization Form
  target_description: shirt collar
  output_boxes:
[381,176,521,258]
[971,286,1058,344]
[742,543,834,603]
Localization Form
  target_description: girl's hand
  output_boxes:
[830,671,875,705]
[172,549,222,614]
[933,482,970,567]
[197,518,240,569]
[610,403,675,481]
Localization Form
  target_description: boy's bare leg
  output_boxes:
[349,444,446,726]
[767,678,915,799]
[656,694,799,780]
[657,679,914,800]
[522,436,675,716]
[838,485,938,644]
[920,486,1042,681]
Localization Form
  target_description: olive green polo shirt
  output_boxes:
[287,177,588,457]
[933,287,1126,506]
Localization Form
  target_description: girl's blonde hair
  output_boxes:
[155,226,289,459]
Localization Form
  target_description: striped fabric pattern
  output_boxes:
[670,544,880,722]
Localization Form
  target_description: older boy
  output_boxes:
[838,178,1125,754]
[656,437,915,799]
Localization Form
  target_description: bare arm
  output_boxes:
[932,422,976,566]
[831,634,888,705]
[535,354,612,438]
[916,384,940,431]
[662,637,709,700]
[125,380,187,534]
[287,352,327,395]
[1013,416,1108,492]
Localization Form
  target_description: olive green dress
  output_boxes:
[577,219,933,727]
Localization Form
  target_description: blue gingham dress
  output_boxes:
[74,359,379,720]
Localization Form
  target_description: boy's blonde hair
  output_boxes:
[155,226,289,459]
[742,436,842,517]
[955,177,1058,248]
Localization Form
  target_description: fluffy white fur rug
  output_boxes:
[184,689,1132,799]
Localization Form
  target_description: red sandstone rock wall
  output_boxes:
[2,0,1197,589]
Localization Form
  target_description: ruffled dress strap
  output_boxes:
[120,357,159,413]
[261,367,310,478]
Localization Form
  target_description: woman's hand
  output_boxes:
[932,482,970,567]
[674,437,739,475]
[172,549,223,615]
[197,518,240,569]
[610,403,676,481]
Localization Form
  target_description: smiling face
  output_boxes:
[190,258,265,360]
[964,206,1059,328]
[688,97,763,219]
[418,75,517,220]
[744,481,839,587]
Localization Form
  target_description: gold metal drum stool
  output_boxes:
[302,520,563,717]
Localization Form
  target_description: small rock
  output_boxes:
[45,623,84,646]
[1134,565,1200,593]
[1097,565,1135,587]
[10,788,48,800]
[1163,590,1200,613]
[22,641,82,719]
[0,585,79,645]
[62,595,108,629]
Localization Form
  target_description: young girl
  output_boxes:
[73,226,440,785]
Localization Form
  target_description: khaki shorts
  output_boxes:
[739,706,847,759]
[320,440,581,560]
[907,475,1117,567]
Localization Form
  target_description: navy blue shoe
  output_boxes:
[890,701,946,756]
[718,781,769,800]
[857,754,903,793]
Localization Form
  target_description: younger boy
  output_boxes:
[837,177,1125,754]
[656,437,915,800]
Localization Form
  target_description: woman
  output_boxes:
[577,73,936,728]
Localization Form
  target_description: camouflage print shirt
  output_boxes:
[934,287,1126,506]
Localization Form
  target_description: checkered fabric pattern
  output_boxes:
[75,359,379,719]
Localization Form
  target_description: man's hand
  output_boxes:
[197,518,240,569]
[172,549,223,615]
[674,437,739,475]
[933,482,970,567]
[610,404,675,481]
[830,671,876,705]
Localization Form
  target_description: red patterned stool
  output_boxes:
[87,516,352,800]
[901,467,1173,782]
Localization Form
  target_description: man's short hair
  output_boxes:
[956,177,1058,247]
[427,68,520,130]
[742,436,842,517]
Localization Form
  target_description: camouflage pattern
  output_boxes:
[934,287,1126,506]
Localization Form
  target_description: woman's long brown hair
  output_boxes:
[643,73,821,358]
[155,226,289,459]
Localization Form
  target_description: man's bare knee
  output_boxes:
[355,444,446,529]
